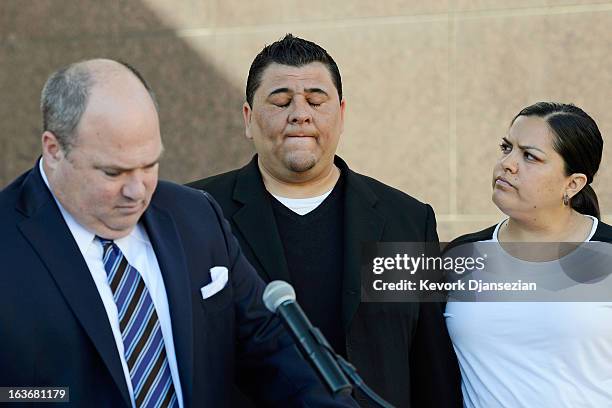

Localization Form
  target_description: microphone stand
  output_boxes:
[309,327,396,408]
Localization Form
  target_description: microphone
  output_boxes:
[263,280,353,397]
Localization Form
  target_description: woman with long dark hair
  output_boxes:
[445,102,612,407]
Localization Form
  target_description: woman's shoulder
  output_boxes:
[443,224,498,254]
[591,219,612,243]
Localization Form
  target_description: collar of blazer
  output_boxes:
[16,164,194,406]
[230,154,386,329]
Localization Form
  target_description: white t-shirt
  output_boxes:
[445,216,612,408]
[272,189,333,215]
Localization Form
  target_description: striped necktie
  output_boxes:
[99,238,179,408]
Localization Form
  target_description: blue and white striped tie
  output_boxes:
[99,238,178,408]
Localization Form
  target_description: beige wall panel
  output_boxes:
[2,0,211,40]
[0,6,12,39]
[212,0,451,28]
[454,0,612,11]
[591,174,612,218]
[329,23,451,214]
[455,10,612,217]
[0,44,52,187]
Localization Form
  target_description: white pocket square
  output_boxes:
[200,266,229,299]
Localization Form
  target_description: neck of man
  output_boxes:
[499,208,593,242]
[258,159,340,199]
[41,157,62,201]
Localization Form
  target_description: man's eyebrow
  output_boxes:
[95,154,163,172]
[267,87,329,97]
[304,88,328,96]
[268,88,291,97]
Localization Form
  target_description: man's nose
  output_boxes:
[288,98,312,124]
[122,173,146,201]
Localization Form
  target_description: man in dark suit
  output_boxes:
[0,59,357,407]
[188,34,462,407]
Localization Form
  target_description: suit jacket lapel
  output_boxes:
[16,167,131,407]
[142,203,194,407]
[339,158,386,330]
[231,156,291,282]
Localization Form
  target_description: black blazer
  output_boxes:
[0,163,357,408]
[188,155,462,408]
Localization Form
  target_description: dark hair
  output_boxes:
[41,59,156,153]
[245,34,342,107]
[512,102,603,219]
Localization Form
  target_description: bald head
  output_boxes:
[41,58,157,154]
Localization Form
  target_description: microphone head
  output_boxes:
[263,280,296,313]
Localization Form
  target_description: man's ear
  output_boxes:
[243,102,253,140]
[566,173,588,199]
[339,98,346,135]
[41,131,65,169]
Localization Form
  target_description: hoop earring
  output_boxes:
[563,193,570,206]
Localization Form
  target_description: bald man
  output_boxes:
[0,59,356,408]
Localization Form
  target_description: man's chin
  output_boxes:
[95,220,140,240]
[284,153,317,173]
